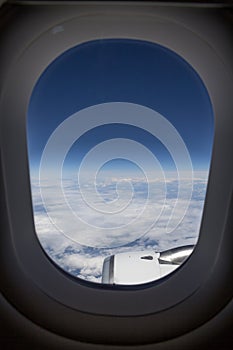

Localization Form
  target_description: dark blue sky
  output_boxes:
[27,39,214,173]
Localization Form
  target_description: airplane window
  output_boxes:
[27,39,214,285]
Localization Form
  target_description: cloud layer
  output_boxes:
[31,171,208,283]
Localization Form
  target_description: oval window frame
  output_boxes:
[1,3,233,346]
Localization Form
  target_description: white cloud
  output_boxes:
[31,172,208,283]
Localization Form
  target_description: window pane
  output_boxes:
[27,39,214,285]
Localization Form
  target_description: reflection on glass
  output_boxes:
[27,39,214,284]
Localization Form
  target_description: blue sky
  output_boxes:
[27,38,214,173]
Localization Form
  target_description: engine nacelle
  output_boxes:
[102,245,194,285]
